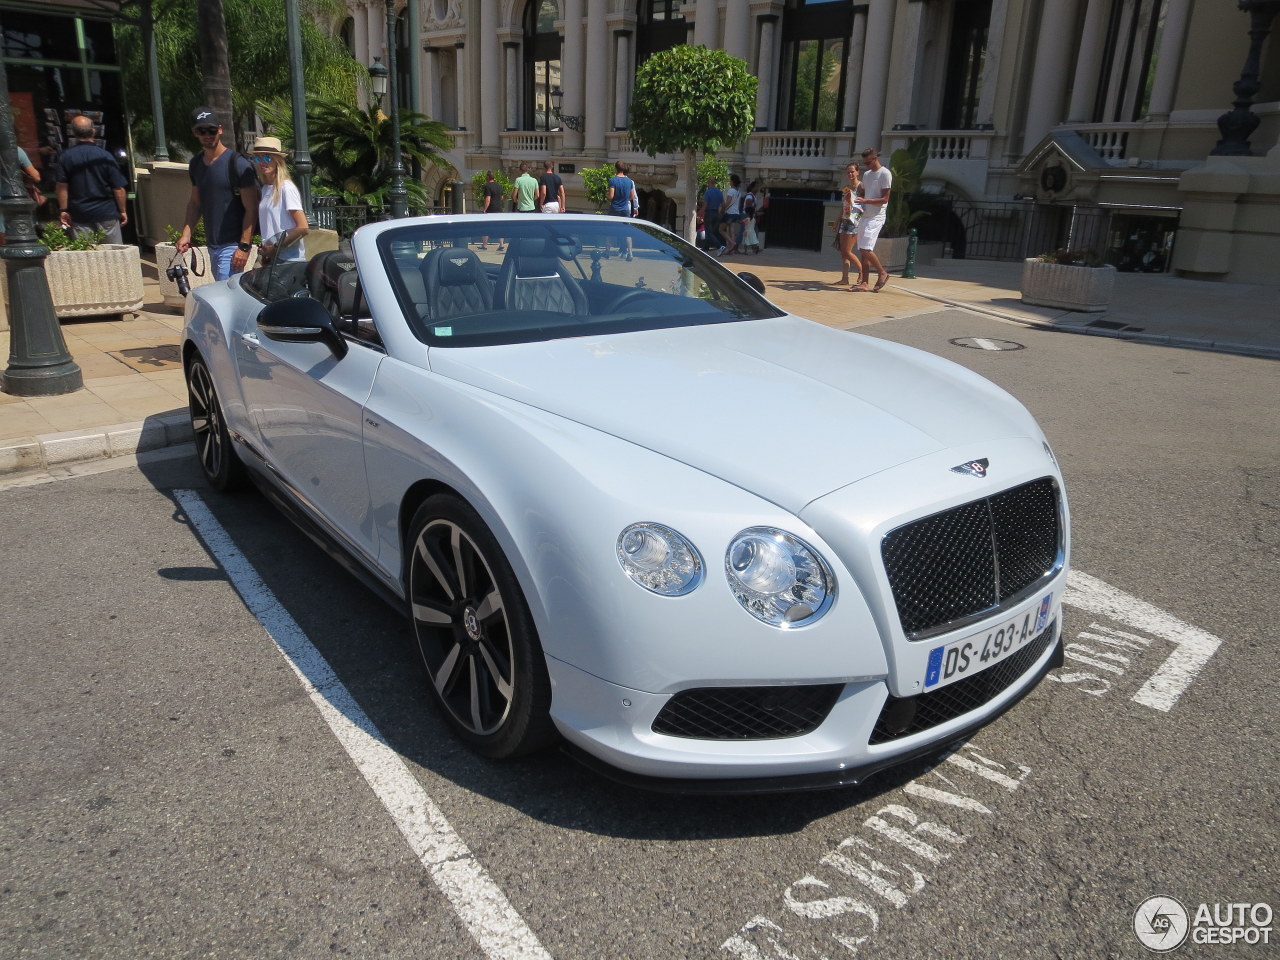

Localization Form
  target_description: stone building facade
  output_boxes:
[339,0,1280,283]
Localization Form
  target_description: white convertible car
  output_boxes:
[183,214,1069,793]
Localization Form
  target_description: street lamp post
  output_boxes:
[382,0,408,218]
[0,30,82,397]
[550,87,584,132]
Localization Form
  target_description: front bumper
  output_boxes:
[547,615,1063,794]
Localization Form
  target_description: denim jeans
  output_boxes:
[208,243,240,282]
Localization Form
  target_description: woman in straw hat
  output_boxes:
[248,135,308,263]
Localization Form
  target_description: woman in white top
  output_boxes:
[248,135,308,263]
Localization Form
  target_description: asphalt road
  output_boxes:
[2,309,1275,959]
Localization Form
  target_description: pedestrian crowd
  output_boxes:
[14,107,894,302]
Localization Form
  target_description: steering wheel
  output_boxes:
[610,288,656,313]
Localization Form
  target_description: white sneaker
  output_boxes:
[716,245,726,256]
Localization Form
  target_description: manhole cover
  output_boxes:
[949,337,1025,351]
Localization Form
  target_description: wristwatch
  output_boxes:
[237,241,251,253]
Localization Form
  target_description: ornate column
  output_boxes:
[584,0,607,152]
[454,42,467,131]
[479,0,499,149]
[856,0,895,149]
[840,8,867,132]
[724,1,750,61]
[423,46,442,123]
[693,0,718,48]
[504,42,521,132]
[562,0,585,150]
[757,15,781,130]
[613,31,632,130]
[354,2,370,106]
[1022,0,1080,149]
[890,0,926,129]
[1145,0,1194,121]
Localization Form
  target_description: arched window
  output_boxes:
[636,0,686,65]
[523,0,561,131]
[339,17,354,57]
[778,0,853,132]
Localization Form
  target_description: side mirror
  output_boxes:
[738,272,766,296]
[257,297,348,359]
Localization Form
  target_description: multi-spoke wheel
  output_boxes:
[406,495,556,758]
[186,353,247,491]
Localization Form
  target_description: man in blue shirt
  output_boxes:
[55,116,128,244]
[176,107,259,281]
[702,176,723,251]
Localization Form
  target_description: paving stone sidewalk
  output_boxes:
[2,246,1275,478]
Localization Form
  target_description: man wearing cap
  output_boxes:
[54,115,128,244]
[176,108,259,281]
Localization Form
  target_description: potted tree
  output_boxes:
[627,45,757,245]
[0,225,144,320]
[1021,248,1116,312]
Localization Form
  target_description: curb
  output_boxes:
[0,411,192,478]
[895,287,1280,361]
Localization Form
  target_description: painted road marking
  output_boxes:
[175,490,552,960]
[722,742,1033,957]
[1061,570,1222,712]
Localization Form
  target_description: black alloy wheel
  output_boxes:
[186,353,247,491]
[406,495,556,759]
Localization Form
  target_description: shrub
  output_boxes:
[41,224,106,251]
[164,222,207,246]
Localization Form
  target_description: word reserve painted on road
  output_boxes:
[721,573,1222,958]
[1052,570,1222,712]
[722,742,1032,958]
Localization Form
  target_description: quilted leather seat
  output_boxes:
[495,238,588,315]
[421,247,494,319]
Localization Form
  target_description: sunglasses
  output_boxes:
[249,154,277,164]
[195,126,219,135]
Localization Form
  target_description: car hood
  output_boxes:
[427,317,1039,512]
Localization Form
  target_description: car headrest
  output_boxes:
[434,249,483,287]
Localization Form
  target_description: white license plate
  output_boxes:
[924,593,1055,690]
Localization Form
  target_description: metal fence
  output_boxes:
[312,197,449,237]
[941,200,1112,261]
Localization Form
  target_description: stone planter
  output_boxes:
[1021,259,1116,312]
[0,243,144,325]
[45,244,146,318]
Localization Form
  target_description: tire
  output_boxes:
[406,494,556,759]
[186,352,248,492]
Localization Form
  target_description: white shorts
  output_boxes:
[856,214,885,250]
[541,201,560,213]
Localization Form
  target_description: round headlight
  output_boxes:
[725,527,834,627]
[617,522,702,596]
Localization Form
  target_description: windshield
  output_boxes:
[375,216,784,347]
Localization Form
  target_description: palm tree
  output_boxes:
[116,0,364,158]
[264,98,455,206]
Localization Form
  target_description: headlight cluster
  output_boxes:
[617,522,835,627]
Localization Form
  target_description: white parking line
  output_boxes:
[1063,570,1222,712]
[175,490,552,960]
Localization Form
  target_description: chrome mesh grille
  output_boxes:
[882,478,1061,638]
[652,685,843,740]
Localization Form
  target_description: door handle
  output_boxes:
[240,333,260,350]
